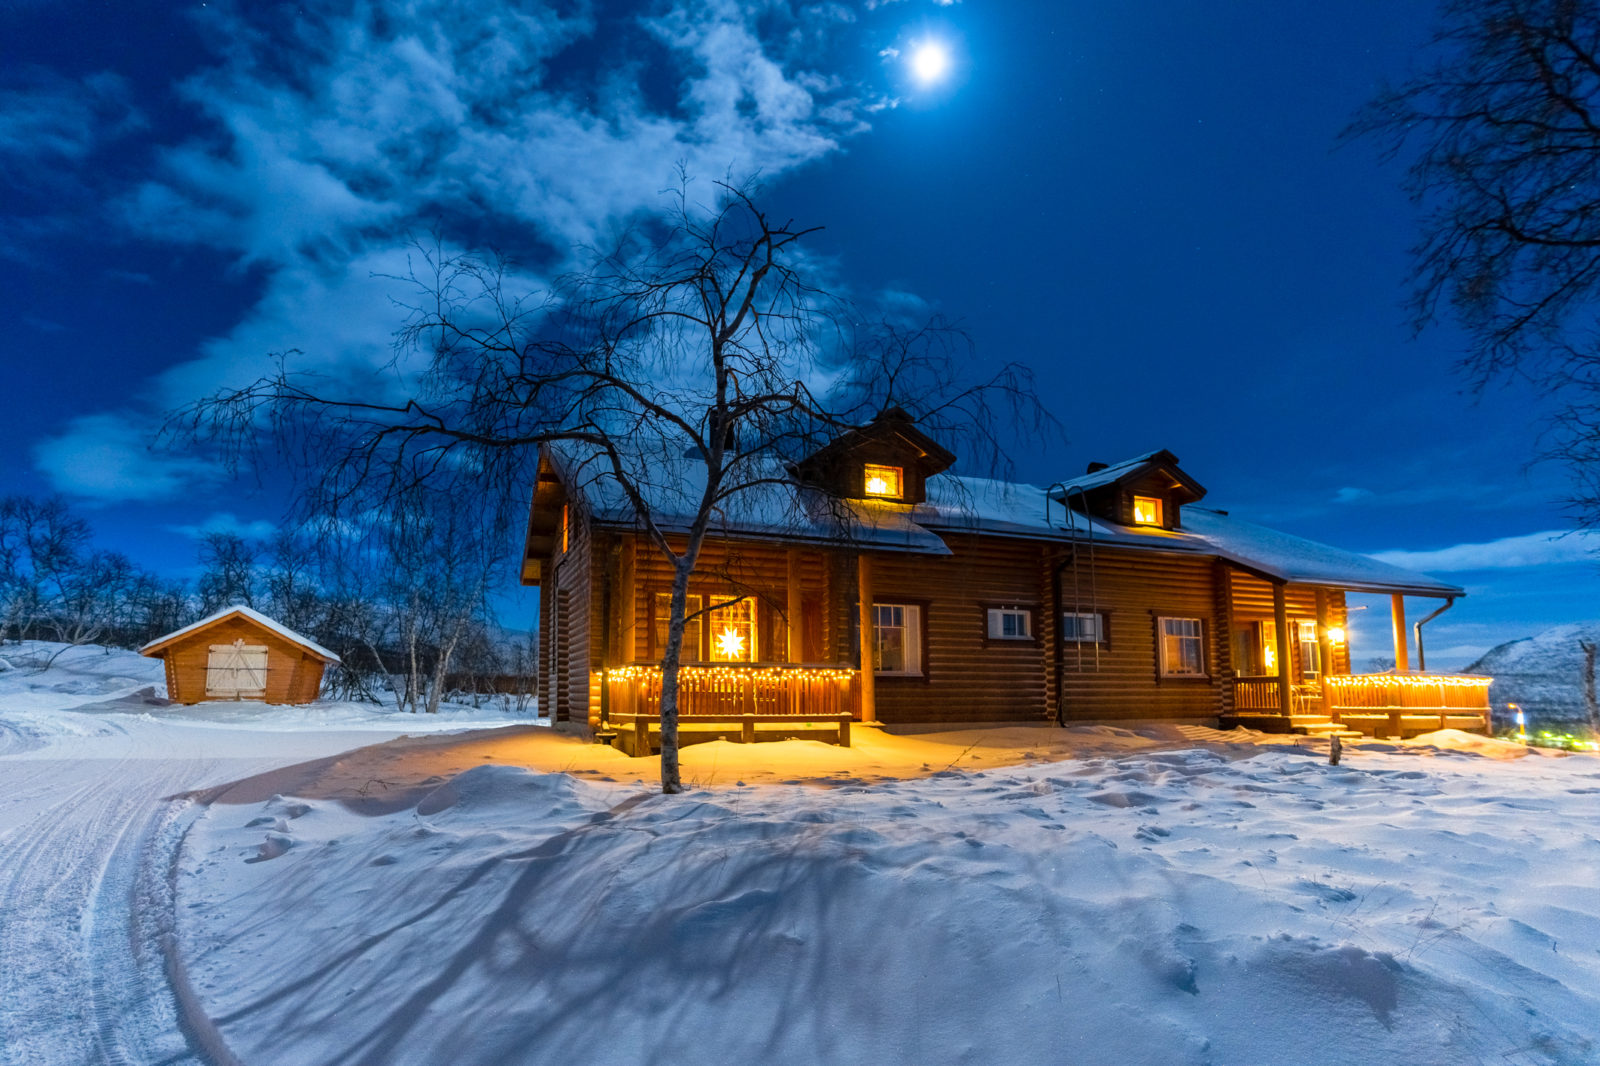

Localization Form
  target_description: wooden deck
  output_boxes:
[1226,672,1491,739]
[602,662,861,753]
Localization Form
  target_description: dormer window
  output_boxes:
[1132,495,1164,526]
[863,464,904,499]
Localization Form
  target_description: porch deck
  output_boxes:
[602,662,862,754]
[1226,672,1492,739]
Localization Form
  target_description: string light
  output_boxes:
[604,663,857,684]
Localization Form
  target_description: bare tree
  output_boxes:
[183,183,1049,793]
[1352,0,1600,521]
[1581,638,1600,734]
[197,531,261,613]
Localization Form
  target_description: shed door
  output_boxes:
[206,641,269,698]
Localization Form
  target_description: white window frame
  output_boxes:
[986,607,1033,640]
[1061,611,1105,643]
[1157,616,1206,678]
[1297,620,1321,679]
[873,603,922,676]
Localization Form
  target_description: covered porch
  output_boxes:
[1221,583,1492,739]
[601,661,863,755]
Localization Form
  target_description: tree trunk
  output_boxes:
[1581,640,1599,735]
[657,563,695,794]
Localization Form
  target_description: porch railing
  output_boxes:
[604,662,861,720]
[1324,672,1492,734]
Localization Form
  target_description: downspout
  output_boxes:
[1412,596,1455,673]
[1051,549,1074,726]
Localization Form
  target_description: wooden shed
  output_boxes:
[139,605,340,705]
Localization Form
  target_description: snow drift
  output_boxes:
[182,742,1600,1066]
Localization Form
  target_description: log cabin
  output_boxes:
[523,411,1491,753]
[140,605,340,705]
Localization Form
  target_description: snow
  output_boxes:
[138,603,341,662]
[174,725,1600,1066]
[8,639,1600,1065]
[0,641,533,1066]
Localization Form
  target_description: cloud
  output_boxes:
[0,70,141,179]
[1332,486,1373,504]
[33,413,220,503]
[169,512,279,542]
[1371,529,1598,572]
[40,0,891,501]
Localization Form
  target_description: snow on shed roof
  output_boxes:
[139,605,341,663]
[1178,508,1465,597]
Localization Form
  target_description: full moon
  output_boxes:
[910,40,950,84]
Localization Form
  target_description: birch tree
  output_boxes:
[184,184,1048,792]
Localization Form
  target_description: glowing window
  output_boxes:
[1298,620,1321,679]
[653,593,703,662]
[1132,495,1164,526]
[863,464,904,499]
[560,504,570,552]
[707,597,757,662]
[1158,616,1205,677]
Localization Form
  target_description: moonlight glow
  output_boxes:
[910,41,950,84]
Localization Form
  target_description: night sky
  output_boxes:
[2,0,1594,668]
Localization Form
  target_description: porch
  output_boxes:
[601,662,862,756]
[1226,672,1493,739]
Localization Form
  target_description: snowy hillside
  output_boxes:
[1466,623,1600,731]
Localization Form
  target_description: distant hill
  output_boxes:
[1466,623,1600,731]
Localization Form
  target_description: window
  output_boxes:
[987,607,1033,640]
[1158,617,1205,677]
[1132,495,1164,526]
[560,504,570,553]
[1062,611,1105,643]
[654,593,703,662]
[863,464,904,499]
[1298,620,1321,679]
[707,597,758,662]
[206,642,268,698]
[873,603,922,675]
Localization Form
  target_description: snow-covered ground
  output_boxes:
[0,642,534,1066]
[180,730,1600,1065]
[7,641,1600,1065]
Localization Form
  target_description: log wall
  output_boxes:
[1051,548,1225,723]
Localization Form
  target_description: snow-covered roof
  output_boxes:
[1177,509,1464,597]
[550,442,952,555]
[545,440,1462,597]
[139,605,342,663]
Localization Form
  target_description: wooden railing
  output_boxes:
[1324,673,1492,736]
[1232,676,1283,711]
[604,662,861,720]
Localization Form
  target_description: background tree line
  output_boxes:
[0,491,535,712]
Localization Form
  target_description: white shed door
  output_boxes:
[206,642,269,698]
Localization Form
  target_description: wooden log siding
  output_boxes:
[870,534,1050,725]
[540,497,596,725]
[1051,548,1225,723]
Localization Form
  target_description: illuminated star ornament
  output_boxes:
[717,627,747,659]
[910,40,950,85]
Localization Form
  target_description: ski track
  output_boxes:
[0,707,422,1066]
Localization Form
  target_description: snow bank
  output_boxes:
[182,743,1600,1065]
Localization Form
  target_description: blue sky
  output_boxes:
[1,0,1594,668]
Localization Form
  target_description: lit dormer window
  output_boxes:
[1132,495,1164,526]
[863,464,903,499]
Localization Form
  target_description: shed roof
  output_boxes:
[139,605,342,663]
